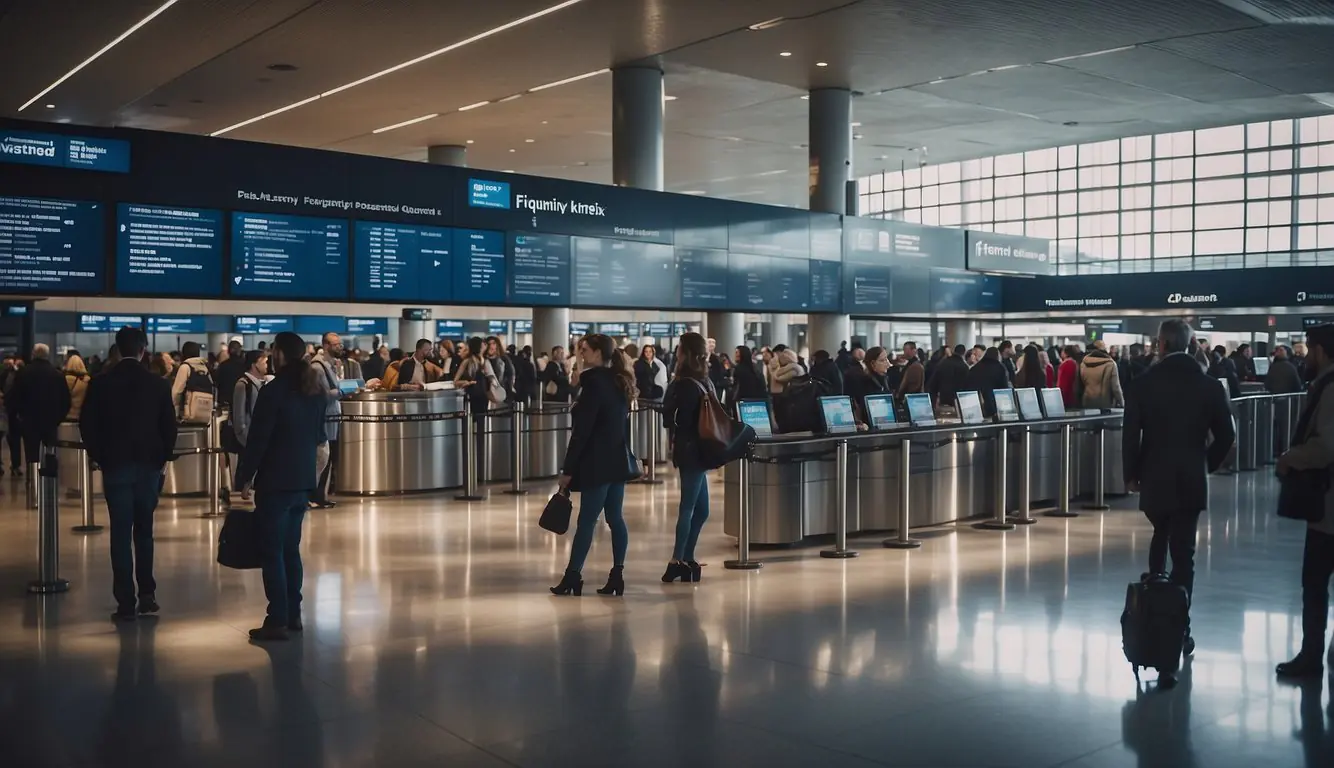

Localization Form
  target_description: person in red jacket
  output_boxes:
[1057,345,1081,406]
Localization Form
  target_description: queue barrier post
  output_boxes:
[977,427,1016,531]
[821,439,859,559]
[1083,423,1111,511]
[634,400,663,485]
[1045,422,1079,518]
[26,461,39,510]
[723,453,763,570]
[504,401,529,496]
[455,401,486,502]
[28,446,70,594]
[201,415,224,518]
[884,438,923,549]
[1010,425,1038,524]
[72,445,102,533]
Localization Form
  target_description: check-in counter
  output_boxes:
[724,412,1123,545]
[162,423,210,496]
[335,389,465,494]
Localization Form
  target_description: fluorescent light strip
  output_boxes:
[458,100,490,112]
[528,68,609,92]
[1046,46,1135,64]
[19,0,180,111]
[372,113,439,134]
[211,0,584,136]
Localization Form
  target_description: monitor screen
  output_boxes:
[352,221,454,302]
[453,228,506,303]
[819,396,858,434]
[1015,387,1044,421]
[509,232,571,305]
[337,379,363,396]
[1040,387,1066,418]
[905,393,936,426]
[957,391,985,425]
[572,236,677,308]
[993,388,1019,421]
[1253,357,1270,377]
[0,196,105,294]
[738,400,773,439]
[115,204,224,297]
[863,393,899,430]
[231,212,348,299]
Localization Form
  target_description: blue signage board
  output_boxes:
[353,221,453,301]
[116,204,223,296]
[513,320,532,334]
[347,317,387,335]
[809,259,842,311]
[844,217,965,270]
[231,212,348,299]
[678,247,729,309]
[643,322,673,337]
[597,323,629,336]
[1001,266,1333,313]
[0,130,129,173]
[452,228,505,304]
[294,316,345,335]
[487,320,511,335]
[569,322,592,336]
[572,236,677,308]
[0,196,105,293]
[234,315,293,334]
[929,269,1003,312]
[508,232,571,305]
[966,231,1054,276]
[79,313,144,332]
[459,173,673,245]
[437,320,465,337]
[810,212,843,262]
[728,253,810,311]
[147,315,205,334]
[729,202,810,260]
[842,261,893,313]
[467,178,511,209]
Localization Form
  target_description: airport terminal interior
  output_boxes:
[3,0,1334,766]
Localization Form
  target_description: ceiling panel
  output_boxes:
[1053,46,1282,103]
[1151,25,1334,94]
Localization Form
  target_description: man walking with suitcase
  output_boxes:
[1123,319,1235,686]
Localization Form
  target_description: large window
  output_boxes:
[856,115,1334,274]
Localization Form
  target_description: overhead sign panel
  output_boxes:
[1002,266,1331,312]
[0,130,129,173]
[843,217,965,269]
[966,230,1055,275]
[234,316,294,334]
[0,196,104,293]
[461,173,672,244]
[147,315,205,333]
[572,236,677,308]
[353,221,453,302]
[116,204,223,296]
[231,212,348,299]
[508,232,571,305]
[678,247,728,309]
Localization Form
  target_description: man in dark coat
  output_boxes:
[927,344,971,409]
[6,343,71,463]
[1265,346,1304,395]
[1122,319,1235,687]
[213,339,247,408]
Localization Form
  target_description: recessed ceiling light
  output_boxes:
[44,104,55,109]
[457,100,490,111]
[800,95,809,100]
[663,94,677,101]
[541,120,549,124]
[851,121,861,127]
[525,138,535,143]
[750,17,787,31]
[466,139,475,144]
[19,0,181,112]
[508,148,516,152]
[372,113,439,134]
[816,61,828,67]
[853,133,864,139]
[680,190,708,195]
[779,51,792,57]
[499,93,523,103]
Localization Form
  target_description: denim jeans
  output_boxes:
[566,482,627,574]
[255,490,308,626]
[103,464,163,609]
[1147,508,1202,626]
[673,468,710,562]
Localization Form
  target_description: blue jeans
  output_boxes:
[104,464,163,609]
[566,482,627,574]
[673,468,710,561]
[255,490,308,626]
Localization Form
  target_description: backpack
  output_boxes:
[771,375,831,433]
[685,379,755,469]
[182,362,214,423]
[221,378,258,453]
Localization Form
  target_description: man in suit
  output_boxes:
[6,343,71,467]
[1123,319,1235,680]
[79,327,178,622]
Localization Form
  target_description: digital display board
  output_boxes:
[0,130,130,173]
[231,212,348,299]
[809,259,841,311]
[643,322,673,337]
[844,217,965,269]
[729,204,809,259]
[294,316,345,335]
[673,194,729,250]
[572,236,676,308]
[347,317,387,335]
[0,196,104,293]
[678,247,728,309]
[1015,388,1044,421]
[929,269,1003,313]
[842,262,893,312]
[80,314,143,332]
[513,320,532,333]
[234,316,293,335]
[147,315,205,334]
[460,174,672,244]
[437,320,465,337]
[770,256,809,310]
[353,221,453,301]
[864,394,900,430]
[488,320,511,335]
[116,204,223,296]
[452,228,505,303]
[905,393,936,426]
[820,396,858,434]
[726,253,813,310]
[810,212,843,262]
[1040,387,1066,418]
[509,232,570,305]
[957,391,985,425]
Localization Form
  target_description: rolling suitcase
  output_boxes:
[1121,573,1189,682]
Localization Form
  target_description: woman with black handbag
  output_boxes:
[550,333,639,597]
[660,332,713,583]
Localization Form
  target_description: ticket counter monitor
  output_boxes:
[994,389,1020,422]
[905,393,936,427]
[1253,357,1270,377]
[738,399,774,439]
[819,396,859,435]
[1040,387,1066,418]
[863,393,903,431]
[1015,387,1044,421]
[957,391,985,425]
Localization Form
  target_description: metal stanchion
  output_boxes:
[72,446,102,533]
[822,440,859,558]
[724,455,763,570]
[26,461,39,509]
[455,402,486,502]
[504,402,529,495]
[634,402,663,485]
[1045,422,1079,518]
[884,438,922,549]
[201,415,223,518]
[977,427,1015,530]
[1011,425,1038,524]
[29,447,70,594]
[1083,424,1111,511]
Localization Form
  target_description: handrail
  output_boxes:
[751,411,1120,450]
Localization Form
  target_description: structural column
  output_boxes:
[533,307,571,355]
[427,144,467,167]
[808,314,850,356]
[945,320,980,348]
[399,319,430,347]
[769,314,793,348]
[807,87,853,351]
[705,312,744,356]
[612,66,664,191]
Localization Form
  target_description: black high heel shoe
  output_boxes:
[686,561,702,583]
[661,561,690,583]
[549,570,583,596]
[596,566,625,596]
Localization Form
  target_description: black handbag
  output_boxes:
[217,508,263,569]
[539,489,573,534]
[1278,469,1330,522]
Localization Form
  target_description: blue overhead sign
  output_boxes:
[347,317,387,335]
[468,179,511,209]
[79,314,143,332]
[0,130,130,173]
[234,316,293,334]
[147,315,205,334]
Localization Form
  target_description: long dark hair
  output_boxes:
[675,332,709,380]
[273,332,323,396]
[580,333,637,403]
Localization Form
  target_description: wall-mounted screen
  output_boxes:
[643,322,673,337]
[231,212,348,299]
[0,130,129,173]
[572,236,677,308]
[0,196,104,293]
[842,261,893,313]
[678,247,728,309]
[116,204,223,297]
[347,317,387,335]
[234,316,293,334]
[597,323,629,336]
[906,393,936,426]
[487,320,510,335]
[294,316,345,336]
[80,314,143,332]
[452,228,505,304]
[809,259,842,311]
[514,320,532,333]
[437,320,465,337]
[353,221,453,301]
[738,400,773,439]
[508,232,570,305]
[147,315,204,334]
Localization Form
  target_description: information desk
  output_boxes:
[723,411,1123,545]
[335,389,465,495]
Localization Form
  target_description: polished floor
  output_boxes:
[0,467,1330,768]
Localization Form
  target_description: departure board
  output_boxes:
[843,262,893,312]
[677,247,728,309]
[116,204,223,296]
[231,212,348,299]
[353,221,453,301]
[508,232,570,305]
[234,316,293,334]
[572,236,676,308]
[147,315,205,333]
[809,259,841,311]
[452,228,505,303]
[770,256,809,310]
[0,196,104,293]
[728,253,769,308]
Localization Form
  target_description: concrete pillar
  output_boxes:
[769,314,792,348]
[533,306,571,355]
[809,87,852,215]
[207,332,229,359]
[612,66,664,190]
[945,320,980,348]
[427,144,467,167]
[398,320,430,350]
[808,314,850,356]
[705,311,744,356]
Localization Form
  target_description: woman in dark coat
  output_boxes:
[551,334,639,597]
[844,347,891,424]
[729,346,767,404]
[964,347,1012,417]
[660,333,715,583]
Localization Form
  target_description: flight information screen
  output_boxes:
[231,212,348,299]
[234,316,293,334]
[508,232,571,305]
[678,247,728,309]
[452,228,505,304]
[353,221,453,301]
[0,195,104,293]
[809,259,841,311]
[115,204,223,296]
[572,236,676,308]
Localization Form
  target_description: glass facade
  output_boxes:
[856,115,1334,274]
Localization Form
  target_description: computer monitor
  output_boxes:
[337,379,363,396]
[863,393,901,430]
[738,399,774,439]
[1253,357,1270,377]
[1015,387,1044,421]
[956,391,985,425]
[819,395,859,434]
[993,388,1019,422]
[905,393,936,427]
[1039,387,1066,418]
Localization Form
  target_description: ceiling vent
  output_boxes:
[1215,0,1334,24]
